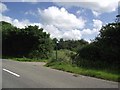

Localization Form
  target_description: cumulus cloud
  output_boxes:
[0,14,30,28]
[38,6,86,30]
[43,25,63,39]
[82,19,103,35]
[93,19,103,30]
[43,25,82,40]
[81,29,93,35]
[1,3,104,41]
[0,2,8,13]
[63,29,81,40]
[0,14,12,23]
[0,14,42,29]
[12,19,31,28]
[54,0,119,16]
[37,6,86,40]
[39,6,103,41]
[81,19,103,41]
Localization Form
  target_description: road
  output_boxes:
[2,59,118,88]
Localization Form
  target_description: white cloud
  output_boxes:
[38,6,86,30]
[37,6,86,40]
[38,6,103,41]
[1,12,81,40]
[63,29,81,40]
[81,29,93,35]
[0,14,12,23]
[93,19,103,30]
[0,14,42,29]
[43,25,82,40]
[81,19,103,37]
[12,19,30,28]
[81,19,103,42]
[44,25,63,39]
[54,0,119,16]
[0,2,8,13]
[1,3,104,41]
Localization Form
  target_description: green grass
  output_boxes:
[12,58,48,62]
[3,56,48,62]
[46,61,120,82]
[45,49,120,82]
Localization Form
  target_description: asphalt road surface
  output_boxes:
[2,59,118,88]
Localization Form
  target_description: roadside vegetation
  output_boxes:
[1,20,120,82]
[46,49,119,82]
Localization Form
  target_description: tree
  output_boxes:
[2,21,53,59]
[95,22,120,64]
[75,22,120,70]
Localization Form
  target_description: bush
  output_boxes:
[78,44,101,61]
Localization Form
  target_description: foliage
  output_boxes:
[52,38,88,52]
[95,23,120,64]
[2,21,53,59]
[46,61,120,82]
[74,22,120,72]
[49,49,76,64]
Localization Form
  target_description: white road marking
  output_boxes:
[3,68,20,77]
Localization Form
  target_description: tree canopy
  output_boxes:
[52,38,88,52]
[2,21,53,59]
[75,22,120,71]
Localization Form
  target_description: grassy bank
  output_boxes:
[45,61,120,82]
[45,49,119,82]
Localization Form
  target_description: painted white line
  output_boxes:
[3,68,20,77]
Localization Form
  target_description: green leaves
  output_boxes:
[2,21,53,59]
[52,38,88,52]
[75,22,120,71]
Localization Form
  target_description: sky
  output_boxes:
[0,0,119,42]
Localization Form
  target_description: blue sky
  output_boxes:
[1,1,119,42]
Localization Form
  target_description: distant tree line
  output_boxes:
[52,38,88,52]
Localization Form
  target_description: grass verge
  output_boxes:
[45,61,120,82]
[3,56,48,62]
